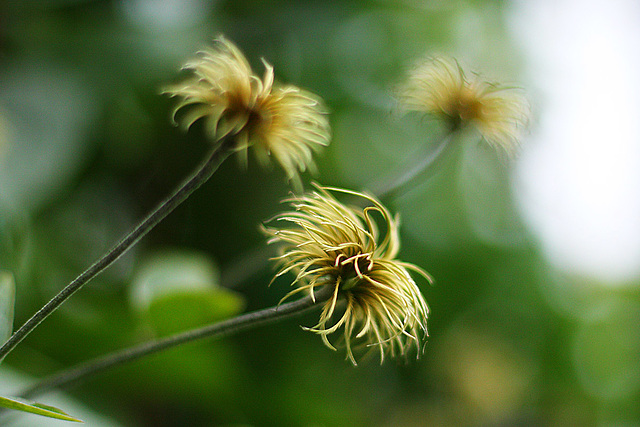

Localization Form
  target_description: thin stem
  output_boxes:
[14,130,457,397]
[20,285,334,400]
[0,140,235,362]
[370,131,456,201]
[220,131,459,290]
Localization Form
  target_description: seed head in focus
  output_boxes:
[164,37,331,187]
[398,56,529,153]
[262,185,431,364]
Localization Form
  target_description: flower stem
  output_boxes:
[0,140,234,362]
[220,131,458,290]
[13,131,456,396]
[370,131,456,201]
[20,285,333,400]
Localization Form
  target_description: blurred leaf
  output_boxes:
[0,60,98,212]
[130,249,220,308]
[0,202,31,278]
[459,141,527,247]
[572,299,640,401]
[130,249,245,335]
[0,271,15,344]
[148,289,245,336]
[0,395,82,423]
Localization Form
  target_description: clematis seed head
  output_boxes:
[262,184,432,364]
[164,36,331,187]
[398,55,529,153]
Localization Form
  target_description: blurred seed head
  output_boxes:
[262,185,431,364]
[398,56,529,153]
[164,36,331,187]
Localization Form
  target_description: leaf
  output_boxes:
[0,59,98,212]
[0,395,82,422]
[148,289,245,336]
[459,144,528,247]
[0,204,31,275]
[130,249,221,310]
[0,271,15,343]
[130,249,245,335]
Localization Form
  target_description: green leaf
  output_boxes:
[130,249,221,310]
[0,395,82,422]
[0,204,31,275]
[0,59,98,212]
[0,271,15,343]
[459,143,527,247]
[130,249,245,335]
[148,289,245,335]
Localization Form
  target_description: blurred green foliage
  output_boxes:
[0,0,639,426]
[0,272,15,342]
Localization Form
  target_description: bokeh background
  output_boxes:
[1,0,640,425]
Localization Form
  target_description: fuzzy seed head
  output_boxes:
[398,56,529,153]
[262,185,431,364]
[164,37,331,186]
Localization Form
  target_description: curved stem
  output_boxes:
[0,140,234,362]
[370,131,455,201]
[220,131,459,290]
[13,130,457,397]
[20,285,334,400]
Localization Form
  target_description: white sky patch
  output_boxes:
[510,0,640,284]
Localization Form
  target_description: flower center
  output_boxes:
[246,108,265,132]
[337,255,372,291]
[453,88,483,126]
[245,100,274,141]
[442,87,483,131]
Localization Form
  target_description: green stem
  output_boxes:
[220,131,458,290]
[14,130,457,397]
[20,285,333,400]
[370,131,456,201]
[0,140,234,362]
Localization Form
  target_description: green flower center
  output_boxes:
[337,256,372,291]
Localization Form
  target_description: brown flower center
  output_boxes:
[446,87,483,130]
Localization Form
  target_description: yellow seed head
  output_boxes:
[164,37,331,186]
[398,56,529,153]
[262,185,432,364]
